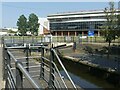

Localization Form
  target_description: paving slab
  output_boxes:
[0,37,5,89]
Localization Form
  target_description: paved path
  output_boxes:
[4,48,80,89]
[0,37,5,90]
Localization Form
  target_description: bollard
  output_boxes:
[40,47,44,78]
[26,44,29,72]
[48,49,55,88]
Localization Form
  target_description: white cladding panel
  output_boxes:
[51,19,107,23]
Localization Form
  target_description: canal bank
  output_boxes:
[57,43,120,89]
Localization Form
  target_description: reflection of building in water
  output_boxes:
[47,9,120,36]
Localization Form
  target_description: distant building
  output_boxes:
[47,9,120,36]
[38,18,50,35]
[0,28,8,35]
[6,27,18,32]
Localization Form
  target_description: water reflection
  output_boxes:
[60,58,116,89]
[60,70,102,89]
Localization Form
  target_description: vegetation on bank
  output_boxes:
[100,2,120,58]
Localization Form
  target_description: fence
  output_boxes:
[4,35,120,44]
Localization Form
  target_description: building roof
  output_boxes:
[47,9,119,17]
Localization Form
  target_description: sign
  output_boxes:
[88,30,94,37]
[88,25,94,36]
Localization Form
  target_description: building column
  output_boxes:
[55,32,57,36]
[98,31,100,37]
[82,31,84,36]
[61,31,63,36]
[75,31,77,36]
[68,31,70,36]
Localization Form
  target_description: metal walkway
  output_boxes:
[2,37,81,90]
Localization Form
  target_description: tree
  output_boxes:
[17,15,27,36]
[117,13,120,37]
[100,2,117,58]
[28,13,39,36]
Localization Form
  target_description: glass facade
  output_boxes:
[50,21,105,31]
[48,10,119,36]
[49,16,105,22]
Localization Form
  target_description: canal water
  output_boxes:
[60,58,118,89]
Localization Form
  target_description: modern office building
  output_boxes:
[47,9,120,36]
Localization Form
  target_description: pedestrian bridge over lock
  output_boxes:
[2,37,81,90]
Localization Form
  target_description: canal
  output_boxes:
[3,37,120,89]
[60,58,119,89]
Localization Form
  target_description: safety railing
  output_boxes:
[3,46,41,89]
[2,37,77,89]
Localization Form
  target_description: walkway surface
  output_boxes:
[0,37,5,90]
[59,42,120,72]
[2,44,81,89]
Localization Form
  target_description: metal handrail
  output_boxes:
[16,62,40,89]
[4,43,77,89]
[7,50,41,89]
[7,65,16,85]
[52,49,77,89]
[52,62,67,88]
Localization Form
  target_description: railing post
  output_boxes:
[6,51,11,66]
[41,36,42,43]
[26,44,29,72]
[40,47,44,78]
[11,36,12,44]
[64,36,66,42]
[2,37,6,80]
[49,48,55,88]
[4,48,11,88]
[16,61,23,89]
[13,36,15,44]
[23,36,24,44]
[5,49,11,75]
[32,36,34,44]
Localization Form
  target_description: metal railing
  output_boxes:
[2,37,77,89]
[3,46,41,89]
[5,35,120,45]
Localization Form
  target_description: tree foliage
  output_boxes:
[100,2,118,58]
[101,2,117,46]
[28,13,39,36]
[17,15,27,36]
[117,13,120,37]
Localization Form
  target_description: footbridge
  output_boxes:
[1,37,81,90]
